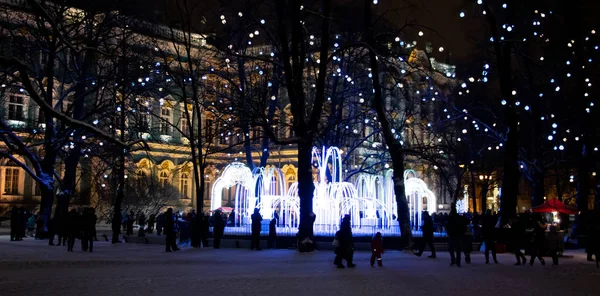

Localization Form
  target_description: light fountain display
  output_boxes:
[210,146,437,237]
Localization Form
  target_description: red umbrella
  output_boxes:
[547,198,578,215]
[531,199,578,215]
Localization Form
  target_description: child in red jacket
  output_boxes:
[371,232,384,267]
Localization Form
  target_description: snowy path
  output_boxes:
[0,236,596,296]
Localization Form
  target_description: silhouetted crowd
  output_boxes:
[8,203,600,269]
[10,206,97,252]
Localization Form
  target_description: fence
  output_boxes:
[218,223,448,238]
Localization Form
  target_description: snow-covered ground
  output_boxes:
[0,235,596,296]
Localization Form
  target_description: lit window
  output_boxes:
[180,172,189,198]
[181,118,190,136]
[160,107,171,135]
[159,171,169,186]
[139,114,149,131]
[8,95,25,121]
[4,168,19,195]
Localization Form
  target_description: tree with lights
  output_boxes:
[0,0,144,232]
[362,0,464,247]
[456,1,599,232]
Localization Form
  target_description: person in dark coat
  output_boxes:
[268,218,277,249]
[35,214,45,239]
[447,207,466,267]
[17,207,26,240]
[251,208,263,250]
[512,214,529,265]
[212,210,225,249]
[126,211,134,236]
[201,213,210,247]
[137,212,146,237]
[190,213,202,248]
[529,213,547,266]
[463,214,474,264]
[334,215,356,268]
[370,232,384,267]
[66,209,80,252]
[147,214,155,234]
[10,206,18,241]
[81,208,97,252]
[274,210,280,227]
[164,208,179,252]
[415,211,436,258]
[482,210,499,264]
[156,213,164,236]
[590,209,600,268]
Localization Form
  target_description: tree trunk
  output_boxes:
[363,0,411,248]
[112,44,127,244]
[391,151,411,248]
[39,186,54,230]
[260,72,279,167]
[480,180,489,212]
[531,166,545,207]
[574,146,590,236]
[469,168,478,213]
[38,34,58,233]
[296,138,315,250]
[482,0,519,225]
[499,108,519,224]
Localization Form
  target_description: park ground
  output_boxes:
[0,235,598,296]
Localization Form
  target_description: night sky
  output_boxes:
[81,0,600,67]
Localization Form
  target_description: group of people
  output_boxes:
[10,206,98,253]
[149,207,274,252]
[413,207,566,267]
[10,203,600,268]
[9,207,42,241]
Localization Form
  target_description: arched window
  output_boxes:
[204,173,212,205]
[159,171,169,186]
[3,166,20,195]
[180,172,190,199]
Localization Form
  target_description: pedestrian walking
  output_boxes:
[482,210,499,264]
[529,213,547,266]
[212,210,225,249]
[334,215,355,268]
[251,208,263,250]
[164,208,180,252]
[370,232,384,267]
[268,218,277,249]
[414,211,436,258]
[463,214,474,264]
[66,209,80,252]
[447,206,466,267]
[81,208,97,252]
[512,214,528,265]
